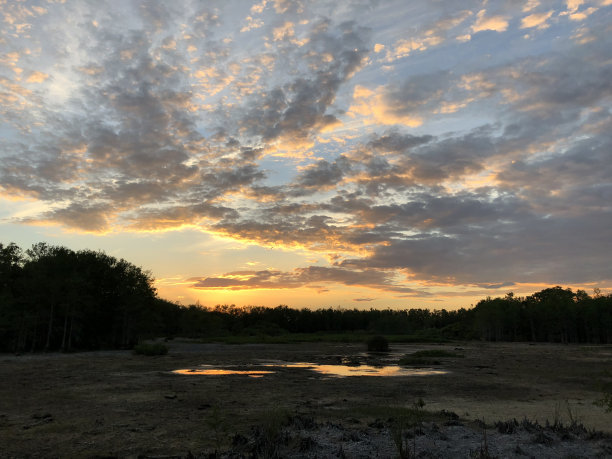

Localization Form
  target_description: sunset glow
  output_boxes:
[1,1,611,309]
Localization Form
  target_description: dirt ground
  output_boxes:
[1,341,611,457]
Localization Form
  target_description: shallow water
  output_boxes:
[173,362,447,378]
[274,362,446,377]
[172,368,273,378]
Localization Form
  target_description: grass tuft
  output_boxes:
[367,335,390,352]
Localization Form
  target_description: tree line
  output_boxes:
[1,242,611,352]
[0,242,161,352]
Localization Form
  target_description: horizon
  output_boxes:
[1,1,611,310]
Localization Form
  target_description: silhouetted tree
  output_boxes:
[0,242,157,351]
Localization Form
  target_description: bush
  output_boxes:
[133,342,168,356]
[367,335,389,352]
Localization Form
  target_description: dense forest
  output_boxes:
[1,242,611,352]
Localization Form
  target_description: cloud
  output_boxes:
[251,0,269,14]
[189,265,430,296]
[25,71,49,83]
[349,85,424,127]
[295,157,350,189]
[340,210,612,287]
[384,36,443,62]
[560,0,599,20]
[272,21,295,41]
[382,9,473,62]
[523,0,541,12]
[366,131,433,153]
[520,10,554,29]
[24,202,114,233]
[403,132,496,183]
[0,4,227,231]
[125,203,239,231]
[497,131,612,207]
[1,0,611,301]
[568,7,598,20]
[236,19,370,145]
[241,16,264,32]
[350,67,497,127]
[471,9,509,33]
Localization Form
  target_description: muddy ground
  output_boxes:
[1,341,611,457]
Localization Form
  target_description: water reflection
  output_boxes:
[173,362,447,378]
[274,362,446,377]
[173,368,274,378]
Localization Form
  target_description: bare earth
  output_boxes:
[1,341,611,457]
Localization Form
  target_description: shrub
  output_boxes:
[133,342,168,356]
[367,335,389,352]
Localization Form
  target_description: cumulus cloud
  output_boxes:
[471,9,509,33]
[25,71,49,83]
[295,157,351,189]
[383,9,473,62]
[350,68,498,127]
[236,18,370,145]
[520,10,555,29]
[1,0,611,302]
[349,84,425,127]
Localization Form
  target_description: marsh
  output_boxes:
[1,341,610,457]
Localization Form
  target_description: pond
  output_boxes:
[172,361,448,378]
[172,368,274,378]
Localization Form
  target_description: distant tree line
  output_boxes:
[1,242,611,352]
[171,288,612,344]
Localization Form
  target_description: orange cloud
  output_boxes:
[471,10,509,33]
[187,266,429,298]
[569,7,598,21]
[250,0,268,14]
[26,70,49,83]
[384,36,442,62]
[560,0,599,20]
[349,85,423,127]
[272,21,294,41]
[566,0,584,12]
[523,0,541,12]
[520,11,554,29]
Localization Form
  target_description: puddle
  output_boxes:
[173,362,447,378]
[172,368,274,378]
[275,362,446,377]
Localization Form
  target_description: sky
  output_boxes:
[1,0,611,309]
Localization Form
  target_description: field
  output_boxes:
[1,340,611,457]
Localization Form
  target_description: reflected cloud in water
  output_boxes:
[173,362,447,378]
[276,362,446,377]
[172,368,274,378]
